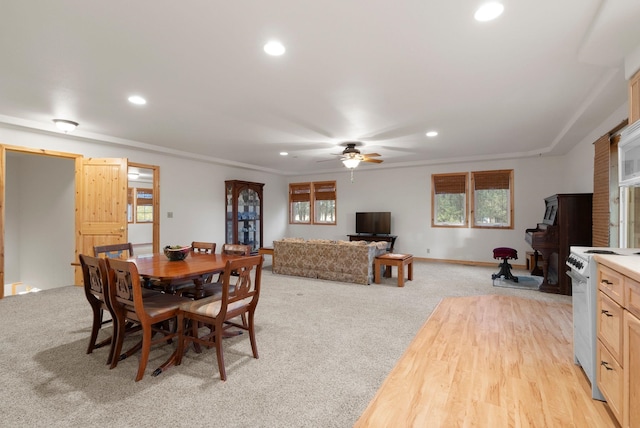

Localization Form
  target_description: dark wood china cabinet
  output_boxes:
[225,180,264,254]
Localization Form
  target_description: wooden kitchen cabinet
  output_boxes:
[596,255,640,427]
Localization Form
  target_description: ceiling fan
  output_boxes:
[338,142,383,169]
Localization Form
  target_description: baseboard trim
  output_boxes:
[414,256,526,270]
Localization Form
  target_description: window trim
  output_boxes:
[127,186,154,224]
[431,169,514,229]
[431,172,468,228]
[470,169,514,229]
[289,181,337,225]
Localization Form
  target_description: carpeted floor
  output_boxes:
[0,262,570,428]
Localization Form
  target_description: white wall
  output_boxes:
[5,153,75,292]
[562,103,628,191]
[0,96,629,290]
[284,103,630,264]
[1,125,288,290]
[286,156,565,264]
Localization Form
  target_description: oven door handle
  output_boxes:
[566,269,587,283]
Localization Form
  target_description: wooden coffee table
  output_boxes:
[374,253,414,287]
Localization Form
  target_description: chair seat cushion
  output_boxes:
[180,290,249,318]
[141,294,190,317]
[493,247,517,259]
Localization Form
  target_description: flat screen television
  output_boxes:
[355,212,391,235]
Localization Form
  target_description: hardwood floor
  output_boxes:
[355,295,619,427]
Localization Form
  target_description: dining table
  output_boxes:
[129,251,243,299]
[127,251,248,377]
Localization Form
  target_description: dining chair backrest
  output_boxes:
[78,253,115,361]
[219,255,263,317]
[221,243,251,256]
[192,241,216,254]
[105,257,145,317]
[94,243,134,260]
[80,253,110,306]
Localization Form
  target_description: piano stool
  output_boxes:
[491,247,518,283]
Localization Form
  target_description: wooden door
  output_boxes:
[74,157,128,284]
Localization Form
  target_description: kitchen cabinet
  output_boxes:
[596,255,640,427]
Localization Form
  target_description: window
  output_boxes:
[313,181,336,224]
[431,169,513,229]
[471,170,513,229]
[432,173,468,227]
[289,183,311,224]
[127,187,154,223]
[289,181,337,225]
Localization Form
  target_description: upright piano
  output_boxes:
[525,193,592,295]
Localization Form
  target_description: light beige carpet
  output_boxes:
[0,262,569,427]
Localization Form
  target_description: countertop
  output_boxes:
[594,254,640,283]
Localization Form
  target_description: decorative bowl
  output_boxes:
[164,245,191,261]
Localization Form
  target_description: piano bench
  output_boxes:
[491,247,518,283]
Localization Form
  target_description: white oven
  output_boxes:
[566,246,640,401]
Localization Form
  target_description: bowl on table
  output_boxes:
[164,245,191,261]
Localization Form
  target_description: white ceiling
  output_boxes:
[1,1,639,175]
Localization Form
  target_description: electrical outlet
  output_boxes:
[167,211,173,218]
[427,248,430,254]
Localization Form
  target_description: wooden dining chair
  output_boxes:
[94,243,134,259]
[221,243,251,256]
[176,255,263,381]
[79,254,116,363]
[179,243,250,299]
[192,241,216,254]
[105,258,190,381]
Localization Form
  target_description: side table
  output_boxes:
[374,253,414,287]
[258,247,274,265]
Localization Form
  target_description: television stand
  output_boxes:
[347,234,397,253]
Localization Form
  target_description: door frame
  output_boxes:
[128,162,160,254]
[0,144,81,299]
[0,146,161,298]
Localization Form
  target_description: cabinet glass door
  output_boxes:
[237,188,261,251]
[225,180,264,254]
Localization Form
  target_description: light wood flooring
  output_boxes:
[355,295,618,427]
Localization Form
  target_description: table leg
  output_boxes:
[374,261,381,284]
[408,259,413,281]
[398,262,405,287]
[384,265,392,278]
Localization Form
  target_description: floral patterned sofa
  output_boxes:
[272,238,388,284]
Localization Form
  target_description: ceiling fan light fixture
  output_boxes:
[52,119,79,133]
[342,158,361,169]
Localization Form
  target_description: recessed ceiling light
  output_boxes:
[280,152,289,156]
[52,119,79,133]
[264,41,286,56]
[128,95,147,105]
[426,131,438,137]
[474,2,504,22]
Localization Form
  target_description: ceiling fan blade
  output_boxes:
[362,158,383,163]
[362,152,381,157]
